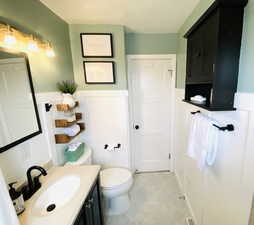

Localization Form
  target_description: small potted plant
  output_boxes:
[57,80,78,107]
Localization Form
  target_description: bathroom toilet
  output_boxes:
[64,145,133,215]
[100,168,133,215]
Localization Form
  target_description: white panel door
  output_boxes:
[129,57,174,172]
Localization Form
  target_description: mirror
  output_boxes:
[0,47,41,153]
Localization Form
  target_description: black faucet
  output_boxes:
[24,166,47,200]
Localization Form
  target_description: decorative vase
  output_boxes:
[62,93,75,107]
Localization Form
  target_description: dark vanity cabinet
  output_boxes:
[74,179,104,225]
[184,0,248,111]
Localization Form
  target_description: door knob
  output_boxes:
[134,125,140,130]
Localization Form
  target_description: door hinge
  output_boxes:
[169,153,171,159]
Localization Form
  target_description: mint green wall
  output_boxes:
[0,0,74,92]
[125,33,178,54]
[69,24,127,90]
[176,0,254,93]
[238,0,254,92]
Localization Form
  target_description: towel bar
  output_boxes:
[191,110,200,114]
[190,111,235,132]
[212,124,234,131]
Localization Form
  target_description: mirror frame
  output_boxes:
[0,47,42,153]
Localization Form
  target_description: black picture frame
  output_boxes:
[83,61,116,84]
[0,47,42,153]
[80,33,113,58]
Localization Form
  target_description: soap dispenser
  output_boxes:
[9,182,25,215]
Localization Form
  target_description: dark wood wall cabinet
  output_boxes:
[74,178,104,225]
[183,0,248,111]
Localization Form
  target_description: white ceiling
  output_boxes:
[40,0,200,33]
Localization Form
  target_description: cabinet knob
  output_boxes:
[85,203,91,208]
[88,198,94,204]
[134,125,140,130]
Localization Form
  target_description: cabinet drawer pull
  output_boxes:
[88,198,94,204]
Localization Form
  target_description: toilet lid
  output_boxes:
[100,168,132,189]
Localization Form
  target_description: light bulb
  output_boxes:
[3,26,16,47]
[46,48,55,57]
[45,42,55,57]
[27,40,39,52]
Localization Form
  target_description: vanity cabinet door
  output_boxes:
[83,180,104,225]
[90,183,103,225]
[74,210,86,225]
[84,201,94,225]
[186,27,203,84]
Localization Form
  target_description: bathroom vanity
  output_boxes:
[74,179,103,225]
[19,165,103,225]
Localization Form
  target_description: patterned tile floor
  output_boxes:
[105,172,190,225]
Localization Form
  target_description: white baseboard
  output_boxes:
[175,171,197,225]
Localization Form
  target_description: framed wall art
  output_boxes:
[80,33,113,58]
[83,61,115,84]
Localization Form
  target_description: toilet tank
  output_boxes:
[65,145,92,166]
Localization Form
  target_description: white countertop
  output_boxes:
[19,165,101,225]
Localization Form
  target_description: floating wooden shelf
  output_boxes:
[55,113,82,128]
[56,101,79,111]
[55,123,85,144]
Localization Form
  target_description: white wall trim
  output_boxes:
[127,54,176,172]
[77,90,128,97]
[127,54,177,60]
[36,90,128,104]
[234,92,254,111]
[35,92,62,103]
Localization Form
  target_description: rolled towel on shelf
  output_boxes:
[63,124,80,137]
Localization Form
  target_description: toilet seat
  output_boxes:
[100,168,132,189]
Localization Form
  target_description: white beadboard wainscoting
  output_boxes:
[0,92,57,183]
[77,90,130,169]
[173,89,254,225]
[37,90,131,168]
[0,90,131,183]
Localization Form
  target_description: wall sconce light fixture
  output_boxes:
[0,23,55,57]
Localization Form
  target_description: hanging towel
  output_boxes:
[187,113,219,169]
[205,124,219,166]
[0,169,20,225]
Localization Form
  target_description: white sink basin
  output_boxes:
[33,175,80,216]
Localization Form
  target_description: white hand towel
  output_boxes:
[0,169,20,225]
[187,113,219,169]
[205,124,219,166]
[63,124,80,137]
[187,114,199,159]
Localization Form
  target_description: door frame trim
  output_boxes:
[127,54,176,172]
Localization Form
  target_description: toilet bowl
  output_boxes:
[64,145,133,215]
[100,168,133,216]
